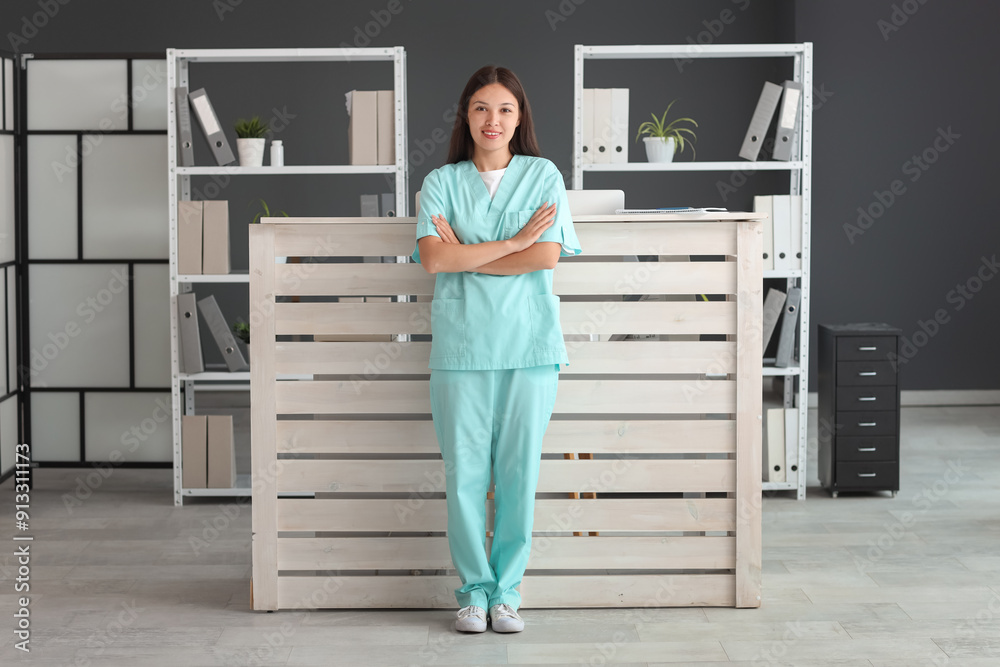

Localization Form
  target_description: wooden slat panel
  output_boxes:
[249,223,278,611]
[274,379,735,414]
[735,219,764,608]
[277,535,736,571]
[274,301,736,336]
[272,222,416,256]
[275,340,737,375]
[276,574,735,609]
[269,220,739,258]
[273,261,736,297]
[276,498,736,532]
[276,459,735,494]
[575,221,738,255]
[276,419,736,454]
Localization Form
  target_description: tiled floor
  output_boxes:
[1,405,998,666]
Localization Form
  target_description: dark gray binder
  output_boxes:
[772,80,803,161]
[188,88,236,166]
[739,81,782,161]
[174,86,195,167]
[380,193,396,217]
[762,288,786,353]
[360,194,378,217]
[197,295,249,372]
[774,287,801,368]
[177,293,204,374]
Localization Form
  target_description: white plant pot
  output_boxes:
[643,136,676,163]
[237,138,266,167]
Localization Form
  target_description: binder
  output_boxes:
[201,200,230,275]
[177,200,203,275]
[762,288,786,353]
[774,286,801,368]
[360,194,379,217]
[772,80,803,161]
[380,192,396,217]
[181,415,207,488]
[347,90,378,165]
[784,407,799,487]
[609,88,629,164]
[376,90,395,165]
[197,294,249,372]
[581,88,594,164]
[763,404,785,483]
[593,88,611,164]
[188,88,236,166]
[753,195,774,270]
[174,86,195,167]
[176,292,204,374]
[790,194,803,270]
[739,81,782,161]
[207,415,236,488]
[772,195,792,271]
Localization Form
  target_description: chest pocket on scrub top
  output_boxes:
[502,210,535,241]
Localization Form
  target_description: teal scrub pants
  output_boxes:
[429,365,559,611]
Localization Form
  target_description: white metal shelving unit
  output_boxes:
[572,43,812,499]
[166,47,409,505]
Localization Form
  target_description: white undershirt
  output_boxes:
[479,167,506,199]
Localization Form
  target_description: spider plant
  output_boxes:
[635,100,698,159]
[234,115,270,139]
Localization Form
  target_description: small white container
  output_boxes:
[270,140,284,167]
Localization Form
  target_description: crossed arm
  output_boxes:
[416,203,561,276]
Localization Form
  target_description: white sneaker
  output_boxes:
[454,605,487,633]
[489,603,524,633]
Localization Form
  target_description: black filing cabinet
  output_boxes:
[818,323,902,497]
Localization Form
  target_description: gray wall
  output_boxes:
[2,0,996,390]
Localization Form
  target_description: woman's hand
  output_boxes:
[509,202,557,252]
[431,214,462,244]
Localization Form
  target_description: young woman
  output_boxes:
[411,65,581,633]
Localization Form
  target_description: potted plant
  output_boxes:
[233,321,250,362]
[234,116,269,167]
[635,100,698,163]
[249,198,289,223]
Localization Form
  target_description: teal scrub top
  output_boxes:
[411,154,582,371]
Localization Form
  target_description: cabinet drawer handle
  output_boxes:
[857,396,877,402]
[858,422,877,427]
[858,346,878,351]
[857,472,877,478]
[858,371,878,377]
[857,447,877,452]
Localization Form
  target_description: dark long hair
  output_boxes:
[446,65,542,164]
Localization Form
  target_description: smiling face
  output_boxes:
[467,82,521,162]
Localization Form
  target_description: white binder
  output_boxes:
[201,200,230,275]
[376,90,395,165]
[581,88,594,164]
[772,195,792,271]
[790,194,803,270]
[772,80,803,161]
[197,295,249,372]
[593,88,611,164]
[784,407,799,486]
[177,292,204,374]
[347,90,378,165]
[188,88,236,166]
[174,86,195,167]
[609,88,629,164]
[739,81,782,161]
[763,405,786,482]
[177,200,203,275]
[754,195,774,270]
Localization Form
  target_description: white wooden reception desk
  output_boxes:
[249,212,763,611]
